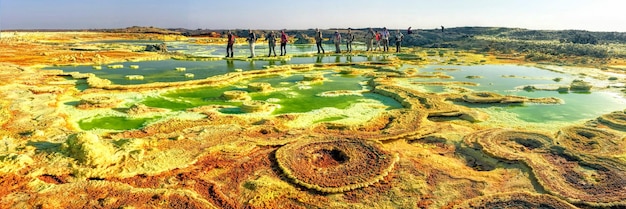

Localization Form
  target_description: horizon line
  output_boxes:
[1,26,625,33]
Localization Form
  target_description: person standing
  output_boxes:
[226,31,235,58]
[280,30,288,56]
[381,27,390,52]
[333,30,342,53]
[365,28,375,51]
[246,29,257,58]
[375,31,381,51]
[266,31,277,57]
[345,28,355,53]
[315,28,325,54]
[394,29,404,53]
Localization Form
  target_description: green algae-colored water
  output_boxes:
[48,56,374,85]
[66,41,625,130]
[141,72,403,114]
[79,116,158,130]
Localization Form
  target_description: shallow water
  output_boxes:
[142,71,403,114]
[49,56,376,85]
[169,42,366,57]
[77,71,403,130]
[61,40,626,129]
[405,65,626,123]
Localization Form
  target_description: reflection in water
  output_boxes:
[316,55,323,64]
[335,56,341,63]
[226,59,234,71]
[347,55,352,63]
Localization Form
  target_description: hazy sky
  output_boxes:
[1,0,624,32]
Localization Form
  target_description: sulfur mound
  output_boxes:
[248,82,272,92]
[556,126,625,157]
[462,92,505,103]
[452,192,578,209]
[126,103,168,116]
[570,79,592,92]
[302,73,325,82]
[77,95,120,109]
[241,100,273,113]
[221,90,251,101]
[597,110,626,130]
[275,138,399,193]
[61,132,118,168]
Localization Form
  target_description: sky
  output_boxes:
[1,0,625,32]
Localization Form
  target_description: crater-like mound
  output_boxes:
[275,138,399,193]
[465,128,626,206]
[464,129,553,160]
[452,192,578,209]
[556,126,625,157]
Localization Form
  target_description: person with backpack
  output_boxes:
[226,31,235,58]
[280,30,288,56]
[315,28,325,54]
[246,29,257,58]
[374,31,381,51]
[346,28,355,53]
[266,31,277,57]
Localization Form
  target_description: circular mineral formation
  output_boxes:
[247,82,272,92]
[466,128,626,206]
[275,138,399,193]
[452,192,578,209]
[462,92,504,103]
[598,110,626,129]
[556,126,625,157]
[464,129,553,160]
[241,100,272,113]
[221,90,250,101]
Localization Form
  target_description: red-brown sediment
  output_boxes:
[451,192,579,209]
[465,128,626,206]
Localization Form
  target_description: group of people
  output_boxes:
[226,29,288,58]
[362,27,404,53]
[226,27,407,58]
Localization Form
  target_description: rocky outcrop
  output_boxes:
[61,132,119,168]
[144,43,168,52]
